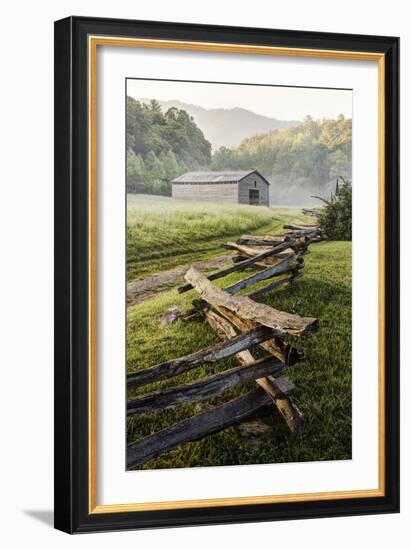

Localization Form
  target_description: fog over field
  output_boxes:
[127,80,352,205]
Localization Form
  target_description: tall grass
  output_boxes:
[127,194,277,280]
[126,194,306,281]
[127,239,352,470]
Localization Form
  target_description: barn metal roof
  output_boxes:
[171,170,270,185]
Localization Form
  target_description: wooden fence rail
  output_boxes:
[127,325,279,389]
[127,388,273,469]
[126,219,324,468]
[201,304,307,434]
[177,240,295,293]
[223,255,303,294]
[302,207,321,217]
[127,355,285,416]
[185,266,318,336]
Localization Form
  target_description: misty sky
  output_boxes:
[127,79,352,121]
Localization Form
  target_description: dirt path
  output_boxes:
[127,254,232,306]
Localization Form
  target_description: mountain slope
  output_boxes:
[141,99,299,149]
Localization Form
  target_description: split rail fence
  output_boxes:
[127,221,324,469]
[301,207,321,218]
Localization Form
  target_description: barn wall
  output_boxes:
[172,182,238,203]
[238,174,269,206]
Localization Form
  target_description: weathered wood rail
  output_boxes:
[127,388,273,469]
[127,355,285,416]
[185,266,317,335]
[201,305,306,434]
[127,325,280,389]
[127,219,325,469]
[177,240,296,293]
[302,207,321,217]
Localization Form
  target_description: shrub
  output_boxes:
[317,178,352,241]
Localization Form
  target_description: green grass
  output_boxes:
[127,194,304,280]
[126,198,352,470]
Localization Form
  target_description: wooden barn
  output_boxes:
[171,170,270,206]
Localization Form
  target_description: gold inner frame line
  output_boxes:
[88,35,386,514]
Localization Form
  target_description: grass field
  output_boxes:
[126,195,352,470]
[127,194,303,280]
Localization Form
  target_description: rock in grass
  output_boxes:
[160,306,182,326]
[235,419,273,450]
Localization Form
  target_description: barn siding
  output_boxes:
[238,174,269,206]
[172,182,238,203]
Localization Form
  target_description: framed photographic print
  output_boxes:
[54,16,399,533]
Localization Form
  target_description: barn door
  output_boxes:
[249,189,260,205]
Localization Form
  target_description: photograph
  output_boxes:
[125,79,353,471]
[52,14,399,533]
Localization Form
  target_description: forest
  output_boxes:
[127,97,212,195]
[212,114,351,204]
[127,97,352,204]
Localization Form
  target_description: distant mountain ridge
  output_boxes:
[139,99,299,149]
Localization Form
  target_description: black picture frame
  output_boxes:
[54,15,400,533]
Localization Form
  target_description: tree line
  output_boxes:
[127,97,352,203]
[211,115,351,204]
[127,97,212,195]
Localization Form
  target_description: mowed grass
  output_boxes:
[126,198,352,470]
[127,194,302,280]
